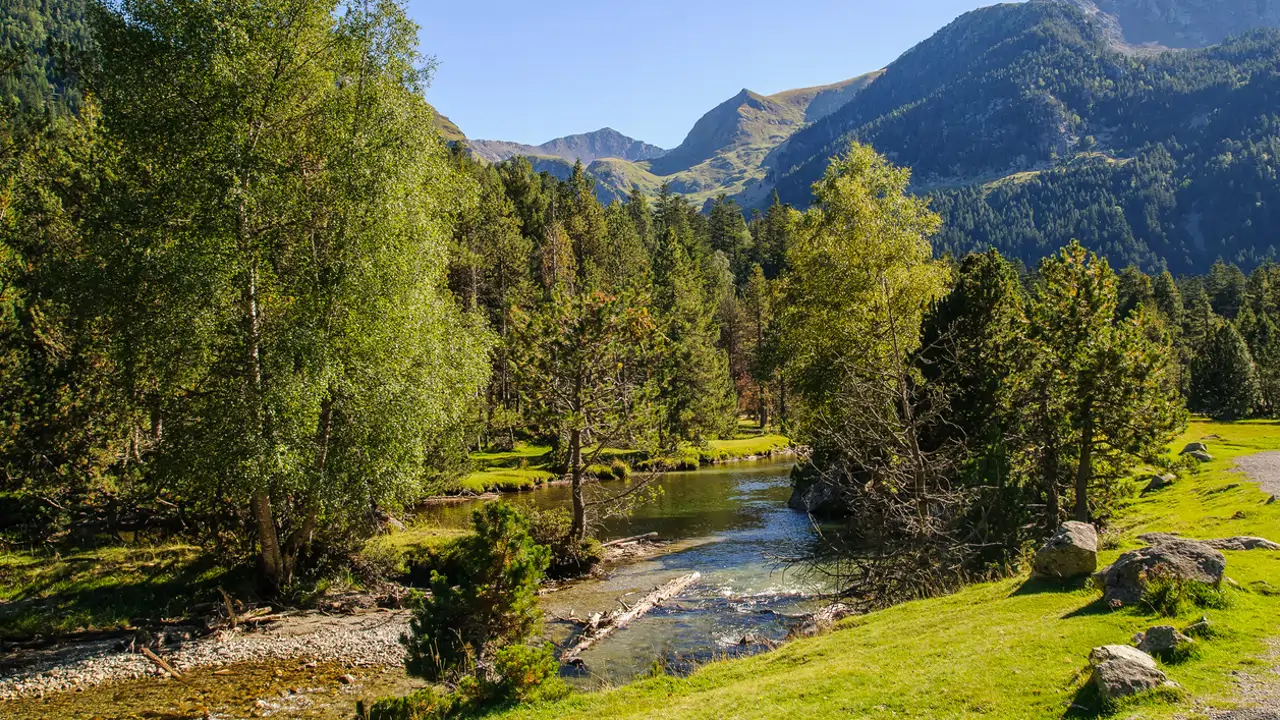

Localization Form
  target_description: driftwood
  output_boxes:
[561,571,699,664]
[218,587,237,629]
[140,646,182,679]
[599,530,660,545]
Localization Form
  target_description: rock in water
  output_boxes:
[1033,521,1098,579]
[1089,645,1172,702]
[1132,625,1194,658]
[1093,538,1226,605]
[1180,442,1208,455]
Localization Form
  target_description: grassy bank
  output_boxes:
[457,431,793,493]
[491,420,1280,719]
[0,544,236,640]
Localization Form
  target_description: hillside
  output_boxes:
[765,0,1280,272]
[494,421,1280,719]
[469,128,667,165]
[1077,0,1280,48]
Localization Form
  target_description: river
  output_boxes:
[421,457,827,686]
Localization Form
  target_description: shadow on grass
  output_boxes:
[0,549,247,640]
[1061,596,1114,619]
[1009,575,1092,597]
[1061,681,1104,719]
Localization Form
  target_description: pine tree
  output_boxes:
[1191,320,1261,420]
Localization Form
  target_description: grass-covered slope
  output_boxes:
[494,420,1280,719]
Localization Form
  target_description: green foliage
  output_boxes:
[79,0,493,589]
[524,507,602,579]
[404,503,549,683]
[1139,565,1231,618]
[1191,320,1262,420]
[364,644,565,720]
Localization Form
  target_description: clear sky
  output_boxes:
[409,0,1008,148]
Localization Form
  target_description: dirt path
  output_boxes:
[1235,452,1280,499]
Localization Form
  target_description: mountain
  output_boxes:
[469,128,666,165]
[431,108,466,143]
[759,0,1280,272]
[1072,0,1280,48]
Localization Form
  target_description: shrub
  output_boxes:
[1140,565,1231,617]
[403,503,549,682]
[486,643,568,704]
[526,507,602,578]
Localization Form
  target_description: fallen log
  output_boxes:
[561,571,699,664]
[601,532,659,548]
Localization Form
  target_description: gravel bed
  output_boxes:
[0,610,410,701]
[1236,452,1280,499]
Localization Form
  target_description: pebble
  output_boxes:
[0,611,411,701]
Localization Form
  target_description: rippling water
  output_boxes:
[421,458,830,686]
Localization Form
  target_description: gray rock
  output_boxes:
[1180,442,1208,455]
[1033,521,1098,579]
[1089,645,1171,702]
[1204,536,1280,552]
[1132,625,1193,657]
[1187,450,1214,463]
[1092,538,1226,605]
[1142,473,1177,493]
[1183,616,1213,638]
[788,480,841,516]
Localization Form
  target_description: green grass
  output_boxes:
[0,544,235,640]
[702,434,792,462]
[459,468,558,493]
[492,419,1280,719]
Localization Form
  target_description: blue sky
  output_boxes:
[409,0,1007,148]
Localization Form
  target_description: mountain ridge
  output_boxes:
[468,128,667,166]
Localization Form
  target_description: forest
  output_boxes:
[3,0,1280,718]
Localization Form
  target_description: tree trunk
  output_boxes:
[569,427,585,541]
[252,492,284,592]
[1074,401,1095,523]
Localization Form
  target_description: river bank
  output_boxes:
[2,457,827,717]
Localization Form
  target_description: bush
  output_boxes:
[1140,565,1231,617]
[403,503,549,682]
[361,644,566,720]
[526,508,602,579]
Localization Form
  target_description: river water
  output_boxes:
[421,458,828,686]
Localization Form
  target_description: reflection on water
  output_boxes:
[418,459,829,686]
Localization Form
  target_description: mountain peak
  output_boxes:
[468,128,665,165]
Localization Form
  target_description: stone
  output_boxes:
[1092,538,1227,605]
[1180,442,1208,455]
[787,480,842,516]
[1132,625,1194,657]
[1187,450,1214,463]
[1183,616,1213,638]
[1142,474,1177,493]
[1204,536,1280,551]
[1033,521,1099,579]
[1089,645,1171,702]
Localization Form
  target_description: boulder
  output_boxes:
[787,480,842,516]
[1204,536,1280,552]
[1142,474,1177,493]
[1132,625,1194,658]
[1180,442,1208,455]
[1089,645,1172,702]
[1186,450,1214,463]
[1092,538,1227,605]
[1033,521,1098,579]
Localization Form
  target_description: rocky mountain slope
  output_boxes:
[468,128,666,165]
[1074,0,1280,48]
[761,0,1280,271]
